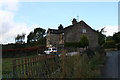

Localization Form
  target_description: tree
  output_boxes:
[99,27,106,33]
[35,36,46,46]
[22,33,26,41]
[79,35,89,48]
[27,27,46,43]
[15,34,20,43]
[34,27,46,41]
[113,32,120,43]
[15,33,26,44]
[97,27,106,46]
[104,39,116,48]
[27,32,35,43]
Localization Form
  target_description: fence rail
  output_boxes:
[3,55,61,78]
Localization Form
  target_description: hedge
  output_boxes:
[2,46,46,58]
[104,40,116,48]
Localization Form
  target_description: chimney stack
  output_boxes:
[58,24,63,30]
[72,18,77,25]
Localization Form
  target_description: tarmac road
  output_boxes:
[102,50,120,78]
[118,50,120,78]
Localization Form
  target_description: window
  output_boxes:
[48,48,51,51]
[52,48,57,50]
[82,29,86,33]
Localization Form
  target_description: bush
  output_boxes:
[58,49,106,78]
[80,35,89,48]
[84,48,95,59]
[64,35,89,48]
[104,40,116,48]
[117,44,120,50]
[2,46,46,58]
[64,42,80,47]
[113,32,120,43]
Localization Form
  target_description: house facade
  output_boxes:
[46,18,99,48]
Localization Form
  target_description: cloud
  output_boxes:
[0,0,19,11]
[0,12,32,44]
[0,0,32,44]
[99,26,118,36]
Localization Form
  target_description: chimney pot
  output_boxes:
[72,18,77,25]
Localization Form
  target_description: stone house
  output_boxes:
[46,18,99,48]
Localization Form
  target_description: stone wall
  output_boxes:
[47,20,99,48]
[64,21,99,48]
[50,34,59,47]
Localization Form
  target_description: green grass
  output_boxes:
[2,58,13,74]
[2,54,59,78]
[2,55,39,74]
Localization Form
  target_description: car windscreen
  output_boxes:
[48,48,51,51]
[52,48,57,50]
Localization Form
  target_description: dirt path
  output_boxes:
[102,50,120,78]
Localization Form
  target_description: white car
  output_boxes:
[44,47,57,54]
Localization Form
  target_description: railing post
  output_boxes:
[13,59,17,78]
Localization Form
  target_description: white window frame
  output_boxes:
[82,29,86,33]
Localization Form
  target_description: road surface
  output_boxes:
[102,50,120,78]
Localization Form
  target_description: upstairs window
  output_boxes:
[82,29,86,33]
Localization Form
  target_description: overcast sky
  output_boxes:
[0,0,119,44]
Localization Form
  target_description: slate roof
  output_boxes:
[64,20,97,32]
[47,29,64,34]
[48,20,97,34]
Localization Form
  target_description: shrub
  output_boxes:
[79,35,89,48]
[64,42,80,47]
[104,40,116,48]
[2,46,46,58]
[113,32,120,43]
[117,44,120,50]
[58,49,106,78]
[84,48,95,59]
